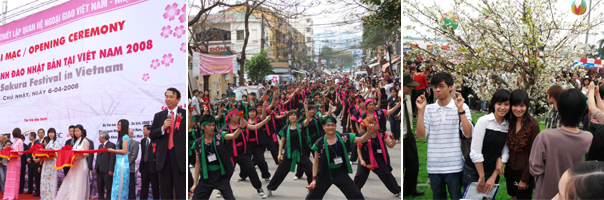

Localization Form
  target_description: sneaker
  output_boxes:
[216,192,222,198]
[265,178,271,182]
[262,189,272,199]
[257,188,265,196]
[237,177,247,182]
[293,176,299,180]
[395,193,400,197]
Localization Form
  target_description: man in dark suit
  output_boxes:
[63,125,75,176]
[150,88,186,199]
[95,132,116,200]
[19,135,28,194]
[26,132,40,195]
[128,129,139,199]
[140,125,160,199]
[31,129,46,197]
[86,137,95,171]
[82,129,95,196]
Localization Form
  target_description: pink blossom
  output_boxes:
[150,59,160,69]
[142,73,150,81]
[161,26,173,38]
[181,4,185,13]
[163,3,181,21]
[173,25,185,38]
[162,53,174,66]
[179,14,186,23]
[180,42,186,53]
[216,134,221,140]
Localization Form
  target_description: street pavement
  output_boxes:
[190,120,401,199]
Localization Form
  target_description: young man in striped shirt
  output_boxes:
[415,72,474,200]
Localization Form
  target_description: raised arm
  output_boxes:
[385,101,401,116]
[376,90,382,108]
[321,103,336,118]
[353,124,374,143]
[215,104,225,121]
[224,118,247,140]
[247,115,272,130]
[303,100,312,127]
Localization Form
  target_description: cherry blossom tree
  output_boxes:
[404,0,604,110]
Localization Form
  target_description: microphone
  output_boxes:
[166,112,172,128]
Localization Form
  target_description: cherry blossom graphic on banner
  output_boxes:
[0,0,186,198]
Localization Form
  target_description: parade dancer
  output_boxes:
[239,103,272,182]
[263,87,314,199]
[190,115,240,200]
[221,109,272,196]
[354,117,401,197]
[305,116,371,200]
[295,98,336,180]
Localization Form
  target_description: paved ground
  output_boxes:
[190,120,401,200]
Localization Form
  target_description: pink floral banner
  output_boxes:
[192,52,235,76]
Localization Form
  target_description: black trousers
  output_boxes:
[350,146,358,162]
[265,139,280,165]
[233,154,262,189]
[504,165,534,199]
[390,117,401,141]
[193,170,235,200]
[97,171,113,200]
[240,145,271,179]
[19,164,26,193]
[306,173,365,200]
[63,167,70,176]
[353,156,401,194]
[159,149,186,199]
[403,135,420,195]
[27,165,40,194]
[140,163,160,200]
[267,155,312,191]
[295,147,313,178]
[129,173,136,199]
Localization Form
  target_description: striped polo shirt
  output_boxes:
[423,98,473,174]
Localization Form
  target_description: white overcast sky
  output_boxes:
[187,0,366,37]
[403,0,604,45]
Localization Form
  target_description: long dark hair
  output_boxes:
[488,89,511,119]
[117,119,129,149]
[47,128,57,142]
[74,124,86,146]
[510,89,531,125]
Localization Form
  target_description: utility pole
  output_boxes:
[586,0,593,44]
[261,14,265,50]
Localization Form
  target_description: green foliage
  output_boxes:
[360,0,401,30]
[361,23,400,50]
[245,49,273,82]
[319,46,355,69]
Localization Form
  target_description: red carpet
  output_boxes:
[0,191,95,200]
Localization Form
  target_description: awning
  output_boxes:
[272,68,289,73]
[368,62,380,69]
[381,56,401,72]
[292,69,309,74]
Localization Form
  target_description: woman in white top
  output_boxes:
[461,89,511,194]
[54,125,90,200]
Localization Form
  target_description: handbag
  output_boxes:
[459,116,473,160]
